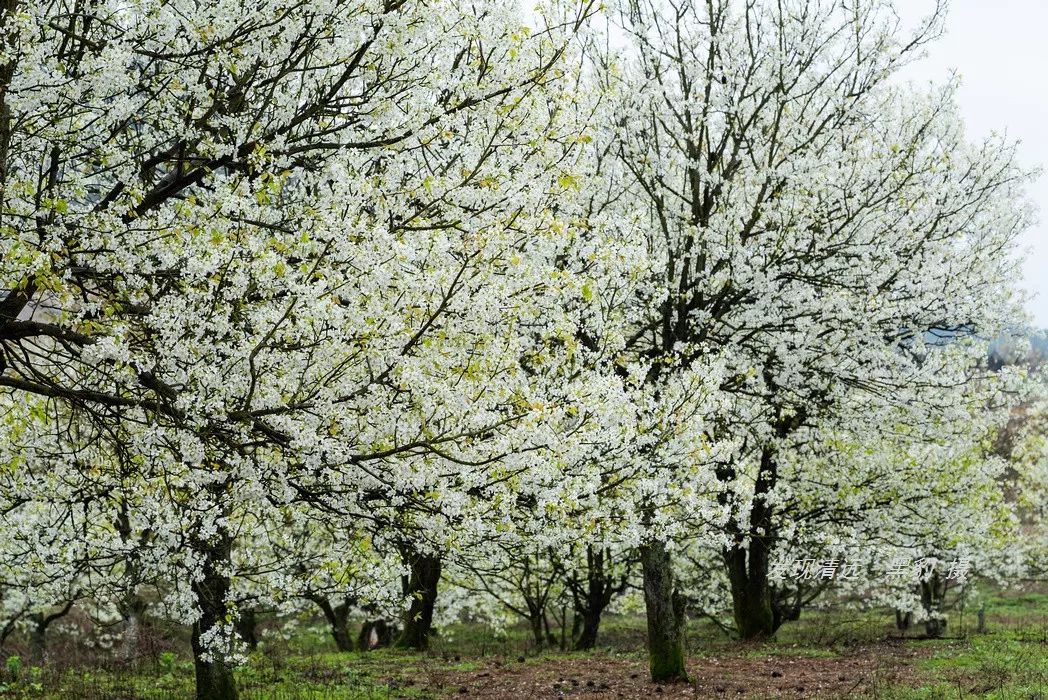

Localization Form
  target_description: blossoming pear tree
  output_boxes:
[578,0,1032,679]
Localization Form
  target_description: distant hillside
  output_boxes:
[988,330,1048,369]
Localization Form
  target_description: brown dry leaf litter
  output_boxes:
[392,639,930,699]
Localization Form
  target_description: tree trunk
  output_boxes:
[394,551,441,651]
[528,610,546,648]
[358,619,394,650]
[571,546,621,651]
[27,601,75,665]
[0,0,18,204]
[190,535,238,700]
[235,608,258,651]
[639,540,689,683]
[542,611,556,647]
[724,541,775,640]
[314,598,353,652]
[920,572,948,638]
[558,602,569,651]
[574,606,603,651]
[895,609,913,631]
[119,609,140,661]
[28,614,46,665]
[571,611,583,642]
[724,446,777,641]
[118,595,148,662]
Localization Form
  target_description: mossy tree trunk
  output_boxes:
[190,533,238,700]
[723,445,780,641]
[920,571,948,638]
[118,594,148,662]
[394,550,441,651]
[639,540,689,683]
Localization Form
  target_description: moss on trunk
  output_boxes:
[394,552,441,651]
[640,540,689,683]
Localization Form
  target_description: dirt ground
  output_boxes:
[395,639,929,699]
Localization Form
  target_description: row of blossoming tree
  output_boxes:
[0,0,1044,698]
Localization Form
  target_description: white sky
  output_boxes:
[899,0,1048,329]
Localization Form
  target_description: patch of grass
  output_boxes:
[0,646,448,700]
[875,635,1048,698]
[748,645,840,658]
[984,591,1048,613]
[866,679,964,700]
[775,607,898,647]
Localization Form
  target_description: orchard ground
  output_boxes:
[3,585,1048,699]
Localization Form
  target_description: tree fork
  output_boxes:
[313,598,353,652]
[572,546,623,651]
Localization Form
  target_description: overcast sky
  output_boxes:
[900,0,1048,329]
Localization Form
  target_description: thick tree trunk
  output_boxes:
[190,535,238,700]
[314,598,353,652]
[528,610,546,648]
[920,572,948,638]
[639,540,689,683]
[724,446,778,641]
[573,607,603,651]
[724,540,775,640]
[394,551,441,651]
[895,609,913,631]
[118,595,148,662]
[28,614,46,665]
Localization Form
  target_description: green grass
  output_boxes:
[0,647,442,699]
[865,586,1048,699]
[907,637,1048,697]
[742,646,840,658]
